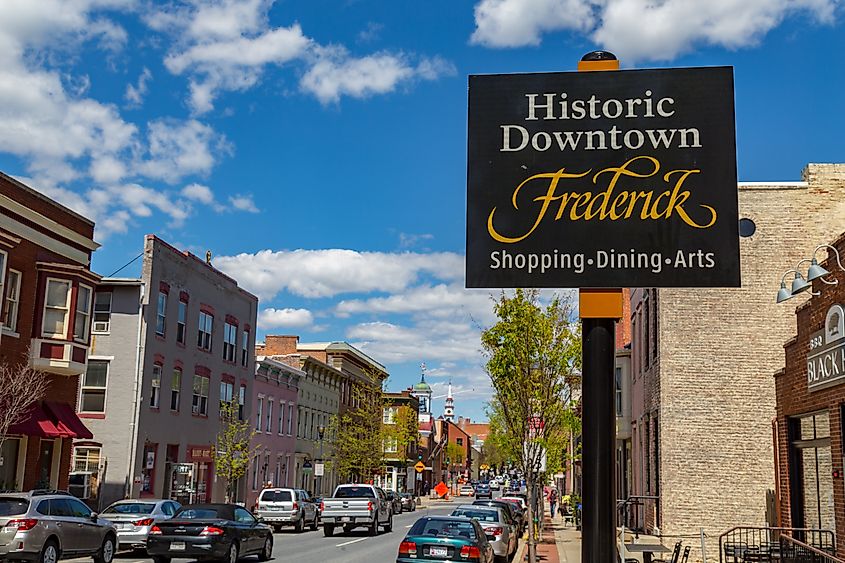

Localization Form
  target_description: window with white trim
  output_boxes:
[266,399,273,433]
[192,374,209,415]
[384,437,398,454]
[92,291,111,333]
[278,402,285,435]
[220,380,234,414]
[171,368,182,411]
[241,329,250,367]
[43,278,72,338]
[150,364,161,408]
[223,322,237,362]
[156,291,167,336]
[252,455,259,490]
[73,446,101,473]
[74,284,93,341]
[80,360,108,413]
[176,299,187,344]
[383,407,397,425]
[256,396,264,431]
[3,269,21,332]
[197,311,213,351]
[238,384,246,420]
[287,404,294,435]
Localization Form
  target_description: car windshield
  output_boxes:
[451,509,498,522]
[334,487,375,498]
[260,490,292,502]
[410,519,477,540]
[0,499,29,516]
[104,503,156,514]
[175,508,221,519]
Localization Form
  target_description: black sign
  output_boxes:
[466,66,740,288]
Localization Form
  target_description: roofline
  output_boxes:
[0,171,96,227]
[99,277,144,287]
[297,341,387,373]
[256,355,306,377]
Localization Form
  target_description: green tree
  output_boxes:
[213,399,257,503]
[384,404,419,467]
[481,289,581,563]
[326,370,385,483]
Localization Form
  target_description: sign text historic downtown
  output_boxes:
[466,66,741,289]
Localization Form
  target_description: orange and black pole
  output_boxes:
[578,51,622,563]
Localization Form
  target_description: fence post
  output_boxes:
[700,528,708,563]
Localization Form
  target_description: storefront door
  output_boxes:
[789,411,836,534]
[0,438,20,490]
[37,439,55,489]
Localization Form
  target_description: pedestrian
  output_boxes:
[549,488,558,520]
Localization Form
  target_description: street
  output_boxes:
[64,498,471,563]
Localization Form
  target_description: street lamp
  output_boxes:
[317,425,326,496]
[776,244,844,303]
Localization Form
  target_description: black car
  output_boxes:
[146,504,272,563]
[472,500,524,534]
[385,491,404,514]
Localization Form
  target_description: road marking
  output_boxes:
[335,537,369,547]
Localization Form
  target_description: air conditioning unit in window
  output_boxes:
[93,321,110,333]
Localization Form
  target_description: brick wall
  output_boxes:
[262,335,300,356]
[636,164,845,560]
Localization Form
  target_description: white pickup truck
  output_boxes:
[320,484,393,537]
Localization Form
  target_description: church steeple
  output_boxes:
[412,362,433,436]
[444,377,455,422]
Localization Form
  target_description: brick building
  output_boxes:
[380,390,420,493]
[629,164,845,559]
[775,232,845,556]
[0,172,98,492]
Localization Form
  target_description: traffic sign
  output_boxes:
[315,463,324,477]
[414,461,426,473]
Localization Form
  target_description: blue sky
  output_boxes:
[1,0,843,421]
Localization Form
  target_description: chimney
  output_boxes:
[264,335,300,356]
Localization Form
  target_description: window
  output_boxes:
[256,397,264,431]
[383,407,397,424]
[91,291,112,334]
[43,278,71,338]
[177,299,187,344]
[384,437,398,453]
[156,291,167,336]
[3,269,21,332]
[252,455,260,490]
[238,384,246,420]
[171,368,182,411]
[197,311,213,351]
[287,404,294,435]
[73,446,101,472]
[266,400,273,433]
[73,284,93,341]
[192,375,209,415]
[643,295,650,369]
[80,360,108,413]
[0,251,5,302]
[223,322,237,362]
[150,365,161,408]
[278,403,285,435]
[457,438,463,447]
[651,290,659,360]
[615,367,623,417]
[297,407,302,437]
[220,381,234,413]
[241,329,250,367]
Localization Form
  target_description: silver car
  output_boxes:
[101,499,180,551]
[0,490,117,563]
[451,505,518,563]
[255,488,318,532]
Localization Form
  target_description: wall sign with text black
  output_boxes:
[466,66,740,288]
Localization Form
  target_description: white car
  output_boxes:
[459,485,475,496]
[489,480,500,491]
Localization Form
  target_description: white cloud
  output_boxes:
[300,49,455,105]
[258,307,315,329]
[229,194,259,213]
[135,119,229,183]
[348,318,483,364]
[470,0,838,60]
[181,182,215,205]
[214,249,464,300]
[124,67,152,106]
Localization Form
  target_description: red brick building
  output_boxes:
[0,172,98,492]
[775,232,845,555]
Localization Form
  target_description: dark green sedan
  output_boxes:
[397,516,495,562]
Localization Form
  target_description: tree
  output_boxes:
[481,289,581,563]
[326,370,385,483]
[0,360,48,478]
[384,405,419,467]
[212,399,257,503]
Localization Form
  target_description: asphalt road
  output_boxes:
[66,496,478,563]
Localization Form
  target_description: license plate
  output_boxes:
[170,542,186,551]
[430,547,448,557]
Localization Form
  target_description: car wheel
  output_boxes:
[93,535,115,563]
[257,535,273,562]
[323,524,335,537]
[152,557,171,563]
[310,514,318,531]
[384,513,393,533]
[368,518,378,536]
[294,515,304,533]
[39,539,59,563]
[226,541,239,563]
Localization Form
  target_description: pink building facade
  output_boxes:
[246,356,301,509]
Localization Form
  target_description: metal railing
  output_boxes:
[719,527,836,563]
[779,534,844,563]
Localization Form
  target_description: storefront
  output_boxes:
[775,233,845,556]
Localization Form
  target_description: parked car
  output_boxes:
[399,493,417,512]
[397,516,495,563]
[0,490,118,563]
[451,505,518,563]
[254,488,317,533]
[146,503,272,563]
[472,500,524,535]
[101,499,180,551]
[474,484,492,499]
[320,484,393,537]
[385,491,403,514]
[459,485,475,497]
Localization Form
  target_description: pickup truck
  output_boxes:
[320,484,393,537]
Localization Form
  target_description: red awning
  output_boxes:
[43,401,94,439]
[7,403,66,438]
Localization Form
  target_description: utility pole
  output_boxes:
[317,425,325,496]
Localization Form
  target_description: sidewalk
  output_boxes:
[514,515,577,563]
